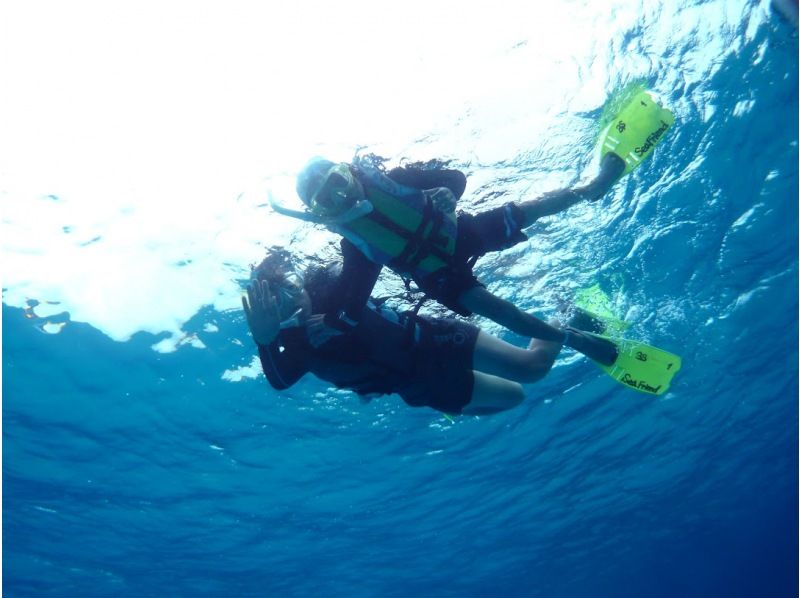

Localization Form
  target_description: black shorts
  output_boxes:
[396,316,480,414]
[416,203,528,316]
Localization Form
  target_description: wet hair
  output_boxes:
[251,246,341,314]
[302,262,341,314]
[354,151,457,173]
[352,152,389,172]
[251,247,297,287]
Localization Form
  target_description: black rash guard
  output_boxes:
[258,300,416,396]
[255,240,480,414]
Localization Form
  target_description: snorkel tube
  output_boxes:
[268,190,321,223]
[268,190,373,225]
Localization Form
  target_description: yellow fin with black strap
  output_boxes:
[597,86,675,177]
[586,332,682,396]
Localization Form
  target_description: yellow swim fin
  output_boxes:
[597,86,675,177]
[587,333,682,396]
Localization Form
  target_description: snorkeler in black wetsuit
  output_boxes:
[243,244,562,416]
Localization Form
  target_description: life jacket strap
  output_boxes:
[361,207,451,270]
[384,195,453,274]
[390,196,432,271]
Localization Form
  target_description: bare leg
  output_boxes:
[516,153,626,227]
[472,327,562,384]
[460,371,525,416]
[459,286,617,365]
[460,318,564,415]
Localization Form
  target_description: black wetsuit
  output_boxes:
[257,241,480,414]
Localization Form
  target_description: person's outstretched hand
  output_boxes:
[242,280,282,346]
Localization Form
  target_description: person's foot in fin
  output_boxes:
[563,326,619,366]
[573,153,626,202]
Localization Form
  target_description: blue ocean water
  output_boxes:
[3,4,798,598]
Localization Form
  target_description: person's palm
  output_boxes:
[242,280,281,345]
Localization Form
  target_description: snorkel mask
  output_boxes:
[274,158,373,225]
[273,271,305,329]
[307,163,361,218]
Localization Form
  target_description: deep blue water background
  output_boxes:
[4,8,799,598]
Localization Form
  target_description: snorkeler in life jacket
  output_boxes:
[242,246,563,416]
[269,88,674,368]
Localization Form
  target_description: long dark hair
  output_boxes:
[251,246,340,314]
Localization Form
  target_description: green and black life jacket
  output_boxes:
[333,165,458,280]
